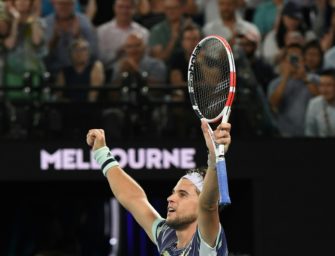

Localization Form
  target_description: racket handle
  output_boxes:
[216,159,231,206]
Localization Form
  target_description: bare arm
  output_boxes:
[85,0,97,21]
[31,18,44,46]
[4,8,20,49]
[197,121,231,247]
[86,129,162,242]
[89,60,105,102]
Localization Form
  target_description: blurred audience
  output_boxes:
[202,0,260,48]
[112,32,166,86]
[235,23,275,94]
[305,68,335,137]
[134,0,166,29]
[3,0,47,101]
[148,0,195,63]
[320,6,335,52]
[262,1,316,67]
[97,0,149,80]
[233,23,278,136]
[1,0,335,139]
[37,0,97,21]
[56,37,104,102]
[324,45,335,69]
[267,43,319,137]
[252,0,284,38]
[43,0,98,80]
[168,23,201,100]
[303,39,324,75]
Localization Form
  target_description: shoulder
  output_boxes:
[76,13,92,26]
[97,20,114,33]
[150,20,167,34]
[308,96,324,108]
[196,225,228,255]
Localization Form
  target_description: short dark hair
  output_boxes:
[320,68,335,80]
[181,23,202,38]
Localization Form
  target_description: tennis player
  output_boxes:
[86,120,231,255]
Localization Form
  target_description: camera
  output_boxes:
[289,54,299,67]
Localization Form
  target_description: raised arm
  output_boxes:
[197,120,231,247]
[86,129,162,242]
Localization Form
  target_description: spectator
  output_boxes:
[97,0,149,79]
[202,0,260,47]
[148,0,195,63]
[36,0,97,21]
[235,23,276,94]
[310,0,334,38]
[262,1,316,66]
[232,24,278,136]
[56,37,104,102]
[305,68,335,137]
[4,0,48,101]
[43,0,98,79]
[112,31,166,83]
[323,45,335,69]
[169,24,201,91]
[267,43,319,137]
[135,0,166,29]
[136,0,198,29]
[252,0,284,38]
[303,40,324,75]
[320,7,335,52]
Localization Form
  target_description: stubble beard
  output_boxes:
[166,213,197,230]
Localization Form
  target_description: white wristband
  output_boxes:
[93,146,119,176]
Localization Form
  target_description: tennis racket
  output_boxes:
[187,35,236,206]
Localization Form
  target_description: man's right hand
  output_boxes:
[86,129,107,151]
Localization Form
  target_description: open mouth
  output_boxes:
[167,207,176,214]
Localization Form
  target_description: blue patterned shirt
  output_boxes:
[151,218,228,256]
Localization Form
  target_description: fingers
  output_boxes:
[214,122,231,146]
[86,129,105,147]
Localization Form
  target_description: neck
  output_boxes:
[74,62,87,72]
[325,98,335,105]
[116,19,131,29]
[175,222,197,249]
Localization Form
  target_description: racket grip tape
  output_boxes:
[216,159,231,205]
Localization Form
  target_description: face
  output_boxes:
[53,0,75,19]
[304,47,322,71]
[219,0,236,21]
[114,0,134,24]
[71,40,89,65]
[239,36,257,57]
[14,0,32,14]
[166,178,199,230]
[282,15,301,31]
[319,75,335,102]
[182,28,201,55]
[164,0,183,23]
[124,34,145,59]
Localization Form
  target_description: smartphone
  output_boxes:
[289,55,299,67]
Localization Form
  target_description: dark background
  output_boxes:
[1,138,334,255]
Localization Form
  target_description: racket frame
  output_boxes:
[187,35,236,205]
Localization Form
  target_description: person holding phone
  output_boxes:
[267,43,319,137]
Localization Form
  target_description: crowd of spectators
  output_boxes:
[0,0,334,139]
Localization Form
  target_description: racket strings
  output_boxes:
[192,39,231,120]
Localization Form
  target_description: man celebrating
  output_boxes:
[86,120,231,255]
